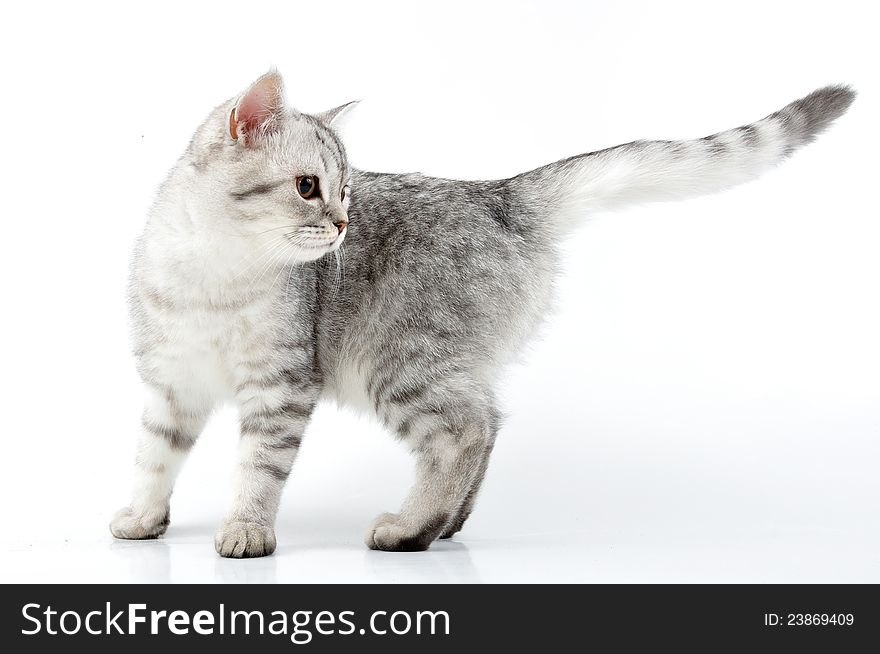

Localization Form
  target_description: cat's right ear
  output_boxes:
[229,71,285,145]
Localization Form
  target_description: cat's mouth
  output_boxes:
[296,242,333,253]
[327,230,346,252]
[285,235,338,248]
[284,235,345,257]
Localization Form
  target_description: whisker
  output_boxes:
[266,244,300,296]
[338,244,346,293]
[253,224,302,236]
[331,249,342,298]
[244,239,292,291]
[285,253,297,297]
[228,235,287,280]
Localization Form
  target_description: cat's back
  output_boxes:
[318,169,559,410]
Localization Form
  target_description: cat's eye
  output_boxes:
[341,186,349,201]
[296,176,319,200]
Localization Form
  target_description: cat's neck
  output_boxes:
[139,198,298,305]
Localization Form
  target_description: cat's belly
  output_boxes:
[324,359,375,416]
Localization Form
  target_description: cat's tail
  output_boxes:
[507,85,855,221]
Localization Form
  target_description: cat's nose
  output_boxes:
[334,220,348,234]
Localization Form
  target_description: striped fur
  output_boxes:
[513,85,855,219]
[111,73,854,556]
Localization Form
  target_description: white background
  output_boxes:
[0,0,877,583]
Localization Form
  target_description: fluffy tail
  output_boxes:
[509,85,855,219]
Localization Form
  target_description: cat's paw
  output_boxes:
[214,520,276,558]
[364,512,444,552]
[439,511,469,539]
[439,524,460,540]
[109,506,170,540]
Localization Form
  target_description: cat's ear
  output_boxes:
[229,71,286,144]
[315,100,359,128]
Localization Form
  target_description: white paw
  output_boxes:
[109,506,169,540]
[214,520,276,558]
[365,512,445,552]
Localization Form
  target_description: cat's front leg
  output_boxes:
[111,385,210,540]
[215,372,319,558]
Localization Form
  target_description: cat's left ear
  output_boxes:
[229,71,286,144]
[315,100,359,128]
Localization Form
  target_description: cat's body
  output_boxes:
[111,72,854,556]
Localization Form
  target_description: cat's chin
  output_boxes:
[289,242,340,263]
[282,233,345,263]
[325,231,346,253]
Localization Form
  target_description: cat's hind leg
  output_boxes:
[110,385,210,540]
[439,424,497,539]
[366,395,497,552]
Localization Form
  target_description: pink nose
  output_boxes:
[334,220,348,234]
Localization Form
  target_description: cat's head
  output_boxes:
[184,70,356,263]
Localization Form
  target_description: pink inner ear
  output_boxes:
[235,73,283,139]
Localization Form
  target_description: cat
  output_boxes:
[110,70,854,557]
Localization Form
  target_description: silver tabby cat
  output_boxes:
[110,71,854,557]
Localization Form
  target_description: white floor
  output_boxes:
[3,378,878,584]
[5,498,877,584]
[7,522,877,585]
